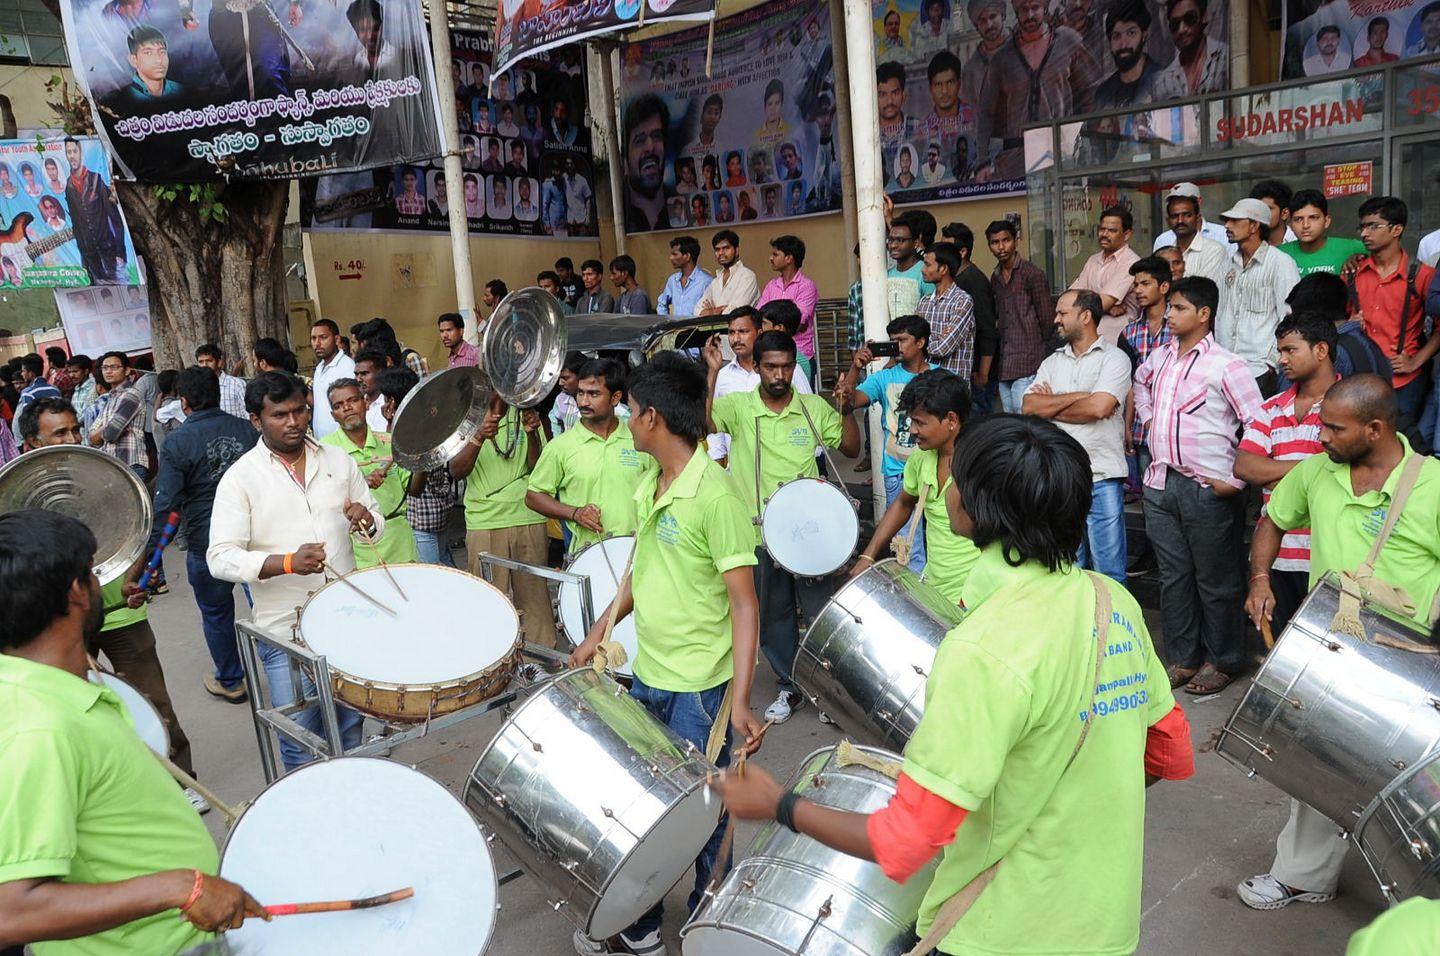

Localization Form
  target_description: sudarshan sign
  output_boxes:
[1215,97,1369,141]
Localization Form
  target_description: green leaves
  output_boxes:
[152,183,230,223]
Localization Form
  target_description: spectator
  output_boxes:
[1070,205,1141,337]
[554,257,582,306]
[938,222,1001,402]
[1121,257,1175,490]
[194,343,247,419]
[1286,273,1389,383]
[10,353,61,443]
[1155,244,1185,281]
[758,300,815,383]
[536,271,577,316]
[1160,185,1227,285]
[986,218,1052,411]
[439,312,480,368]
[309,319,355,439]
[253,337,297,374]
[756,235,820,379]
[656,235,714,316]
[609,255,652,314]
[66,354,97,416]
[916,243,977,383]
[482,278,509,312]
[1219,197,1301,396]
[88,351,151,481]
[1152,181,1231,249]
[576,259,617,314]
[695,230,759,316]
[44,347,73,398]
[1278,189,1366,277]
[1250,178,1298,245]
[885,217,932,318]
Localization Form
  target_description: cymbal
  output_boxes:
[484,287,569,408]
[389,365,493,472]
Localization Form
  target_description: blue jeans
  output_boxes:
[413,529,457,567]
[970,376,998,416]
[997,375,1035,414]
[624,675,731,940]
[260,642,364,773]
[1077,478,1127,583]
[883,473,926,573]
[187,550,244,689]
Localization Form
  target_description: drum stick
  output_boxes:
[594,549,636,673]
[321,563,398,616]
[155,750,242,826]
[137,511,181,592]
[358,528,408,602]
[1260,618,1275,650]
[260,887,414,918]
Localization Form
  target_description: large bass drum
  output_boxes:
[1354,747,1440,902]
[1215,572,1440,828]
[464,668,720,940]
[760,478,858,578]
[792,559,963,750]
[557,536,638,676]
[681,744,935,955]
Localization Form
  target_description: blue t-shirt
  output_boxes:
[858,362,937,477]
[886,262,935,319]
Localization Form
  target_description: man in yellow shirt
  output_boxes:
[321,378,419,568]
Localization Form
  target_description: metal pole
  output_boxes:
[828,0,859,285]
[596,45,628,256]
[1230,0,1249,88]
[840,0,889,519]
[429,0,480,343]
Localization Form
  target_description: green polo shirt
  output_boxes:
[710,386,842,543]
[462,410,546,531]
[630,447,759,692]
[904,544,1172,955]
[528,418,656,553]
[901,447,980,603]
[1347,897,1440,955]
[99,578,146,633]
[1267,435,1440,625]
[322,427,418,567]
[0,654,217,956]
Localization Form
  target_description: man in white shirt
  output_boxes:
[696,229,759,316]
[1161,188,1228,285]
[704,306,812,461]
[309,319,355,439]
[1152,182,1231,250]
[1417,226,1440,267]
[352,348,391,433]
[1218,198,1301,396]
[1023,289,1133,582]
[207,372,385,772]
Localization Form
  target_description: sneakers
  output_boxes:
[185,788,212,815]
[573,929,667,956]
[818,710,837,725]
[764,691,804,723]
[1236,873,1336,910]
[202,675,248,704]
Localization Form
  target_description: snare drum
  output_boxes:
[297,564,521,722]
[220,757,498,954]
[465,668,720,940]
[90,670,168,757]
[792,559,963,750]
[558,536,638,675]
[760,478,858,578]
[682,744,936,955]
[1216,573,1440,828]
[1354,747,1440,902]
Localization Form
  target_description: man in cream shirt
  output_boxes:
[696,229,760,316]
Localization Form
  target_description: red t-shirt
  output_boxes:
[1353,252,1435,388]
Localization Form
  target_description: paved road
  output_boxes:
[136,556,1378,956]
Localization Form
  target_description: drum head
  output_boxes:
[761,479,858,578]
[558,537,637,676]
[300,566,518,684]
[220,757,497,954]
[91,670,168,757]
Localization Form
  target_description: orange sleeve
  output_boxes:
[1145,704,1196,780]
[865,772,969,883]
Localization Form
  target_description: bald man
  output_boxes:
[1239,373,1440,911]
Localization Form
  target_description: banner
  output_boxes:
[618,0,840,234]
[494,0,714,80]
[55,285,153,355]
[872,0,1228,194]
[299,31,596,237]
[1282,0,1440,79]
[0,138,142,289]
[60,0,445,181]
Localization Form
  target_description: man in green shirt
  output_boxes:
[851,369,978,603]
[449,394,556,647]
[320,378,419,568]
[569,351,764,956]
[710,414,1193,955]
[706,330,860,723]
[1240,373,1440,912]
[0,510,266,954]
[526,358,655,555]
[1278,189,1367,278]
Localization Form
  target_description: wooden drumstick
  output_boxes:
[1260,617,1275,650]
[260,887,414,918]
[358,527,408,602]
[321,562,398,616]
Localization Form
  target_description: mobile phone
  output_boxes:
[869,340,899,358]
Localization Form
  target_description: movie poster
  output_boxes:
[0,138,142,289]
[873,0,1229,193]
[60,0,446,181]
[299,30,596,237]
[1281,0,1440,79]
[618,0,839,234]
[56,284,153,354]
[494,0,714,80]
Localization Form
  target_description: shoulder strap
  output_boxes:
[1398,260,1421,354]
[1358,451,1426,577]
[1329,452,1428,639]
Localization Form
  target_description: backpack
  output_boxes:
[1346,259,1424,356]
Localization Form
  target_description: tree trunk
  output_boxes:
[117,181,290,374]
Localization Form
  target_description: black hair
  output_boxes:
[555,257,574,271]
[609,254,637,278]
[1168,275,1220,321]
[1286,272,1348,321]
[949,415,1091,572]
[485,278,510,298]
[195,343,222,362]
[1070,289,1105,327]
[345,0,382,28]
[712,229,740,248]
[926,50,963,83]
[703,92,724,112]
[753,329,798,363]
[312,318,340,336]
[374,366,419,408]
[763,78,784,102]
[887,314,931,347]
[16,396,76,445]
[928,243,962,279]
[127,23,166,53]
[1129,255,1173,288]
[177,365,221,411]
[901,210,937,246]
[44,346,67,366]
[1367,15,1389,32]
[1358,195,1408,229]
[437,311,464,330]
[941,221,974,254]
[562,351,587,375]
[580,259,604,273]
[770,234,806,268]
[253,337,295,373]
[1327,373,1398,428]
[245,371,307,416]
[877,60,907,89]
[1250,178,1294,210]
[670,235,701,260]
[98,350,129,371]
[156,369,178,396]
[1105,0,1151,33]
[1288,187,1328,216]
[20,353,44,377]
[629,350,707,443]
[353,347,389,372]
[66,353,92,373]
[1275,311,1339,358]
[0,509,98,650]
[984,219,1016,239]
[537,269,561,286]
[624,93,670,141]
[577,357,627,397]
[898,368,971,423]
[759,299,802,335]
[1317,23,1341,37]
[727,305,763,330]
[1099,205,1133,232]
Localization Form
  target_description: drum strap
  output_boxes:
[892,482,929,567]
[901,572,1112,956]
[1330,453,1427,641]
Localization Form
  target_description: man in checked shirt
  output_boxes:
[1134,275,1264,696]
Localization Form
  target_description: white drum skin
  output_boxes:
[90,671,168,757]
[558,536,638,676]
[760,479,858,578]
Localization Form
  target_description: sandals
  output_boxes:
[1183,664,1235,695]
[1166,664,1198,689]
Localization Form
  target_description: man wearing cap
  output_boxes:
[1219,197,1301,397]
[1157,185,1228,285]
[1153,182,1231,250]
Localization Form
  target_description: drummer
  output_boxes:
[321,378,420,567]
[710,414,1195,955]
[849,370,977,603]
[1239,373,1440,912]
[526,358,655,555]
[704,306,813,465]
[704,330,860,725]
[0,510,267,953]
[570,351,764,956]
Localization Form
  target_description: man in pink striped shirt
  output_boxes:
[1134,275,1265,695]
[1235,312,1338,636]
[756,235,819,380]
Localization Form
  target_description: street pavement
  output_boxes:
[134,554,1382,956]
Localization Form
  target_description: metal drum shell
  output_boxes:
[1215,572,1440,828]
[464,668,721,940]
[389,365,493,473]
[1354,747,1440,902]
[793,559,963,751]
[681,744,935,956]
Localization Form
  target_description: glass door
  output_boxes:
[1392,133,1440,263]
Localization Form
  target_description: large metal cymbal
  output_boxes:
[484,286,569,408]
[389,364,493,472]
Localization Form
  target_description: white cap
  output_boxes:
[1165,182,1201,201]
[1220,197,1271,225]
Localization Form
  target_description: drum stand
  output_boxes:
[472,551,604,637]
